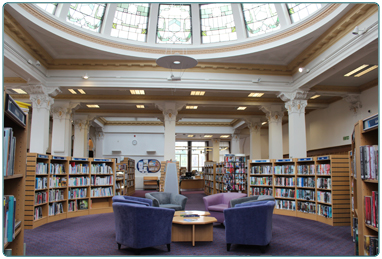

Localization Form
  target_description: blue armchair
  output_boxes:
[145,192,187,211]
[112,202,175,253]
[224,200,275,252]
[112,195,153,206]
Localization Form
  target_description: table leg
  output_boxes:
[192,224,195,246]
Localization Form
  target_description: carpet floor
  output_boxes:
[24,191,354,256]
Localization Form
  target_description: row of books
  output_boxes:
[49,176,67,188]
[317,204,332,218]
[34,207,43,220]
[364,235,378,255]
[48,202,64,216]
[3,128,16,177]
[35,191,48,204]
[296,177,315,188]
[224,162,246,169]
[249,176,272,186]
[91,187,113,197]
[68,177,90,187]
[250,187,273,196]
[364,191,378,228]
[297,165,315,175]
[90,176,113,186]
[317,178,331,189]
[36,163,48,174]
[274,177,295,187]
[50,164,65,175]
[68,199,88,212]
[297,201,316,214]
[316,164,331,175]
[225,167,246,174]
[69,163,89,174]
[68,188,88,199]
[36,177,48,190]
[275,188,295,198]
[4,195,18,244]
[296,189,315,201]
[91,163,113,174]
[224,154,246,163]
[251,165,272,175]
[49,189,64,202]
[317,191,331,204]
[353,217,359,255]
[360,145,378,180]
[223,183,246,192]
[275,200,295,210]
[274,165,294,175]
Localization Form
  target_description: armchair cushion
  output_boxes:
[203,193,247,223]
[112,195,153,206]
[230,195,274,208]
[145,192,187,211]
[208,204,228,212]
[235,200,270,208]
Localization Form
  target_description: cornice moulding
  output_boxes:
[4,77,27,84]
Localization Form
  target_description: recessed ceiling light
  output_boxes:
[299,67,304,73]
[190,91,205,96]
[130,90,145,95]
[354,65,378,77]
[86,104,99,108]
[262,122,267,125]
[310,95,320,99]
[220,135,230,138]
[83,73,89,80]
[78,89,86,94]
[188,135,194,137]
[248,93,264,97]
[237,107,247,110]
[344,64,369,77]
[68,89,77,94]
[186,106,198,109]
[12,89,27,94]
[204,135,213,138]
[136,105,145,108]
[173,61,181,64]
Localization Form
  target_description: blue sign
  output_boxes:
[72,157,88,161]
[317,156,329,161]
[298,158,313,161]
[52,156,65,160]
[94,158,112,162]
[363,114,378,130]
[137,159,161,173]
[252,160,270,163]
[37,154,49,159]
[276,159,292,162]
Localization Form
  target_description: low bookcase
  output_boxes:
[24,155,116,229]
[126,158,135,195]
[215,163,224,193]
[204,162,215,195]
[116,163,126,195]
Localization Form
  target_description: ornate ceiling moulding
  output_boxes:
[230,119,241,126]
[4,10,53,67]
[75,108,162,114]
[311,85,360,93]
[288,4,378,73]
[19,3,339,56]
[4,77,27,84]
[176,121,232,127]
[179,110,264,116]
[96,117,107,125]
[105,121,163,126]
[359,79,378,91]
[10,94,29,99]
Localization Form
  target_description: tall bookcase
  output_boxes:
[215,163,224,193]
[351,114,378,255]
[204,162,215,195]
[248,159,273,197]
[4,95,28,255]
[116,162,126,195]
[24,156,115,229]
[125,158,135,196]
[223,154,247,193]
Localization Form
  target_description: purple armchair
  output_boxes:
[203,193,247,223]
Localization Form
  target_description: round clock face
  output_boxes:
[132,140,137,145]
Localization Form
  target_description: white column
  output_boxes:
[51,104,73,156]
[260,105,284,159]
[279,91,308,158]
[231,132,241,154]
[94,128,105,158]
[29,93,54,154]
[246,118,262,159]
[72,115,90,158]
[212,138,220,162]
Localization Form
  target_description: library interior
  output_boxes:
[3,2,379,257]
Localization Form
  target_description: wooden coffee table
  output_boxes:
[172,215,217,246]
[174,210,211,217]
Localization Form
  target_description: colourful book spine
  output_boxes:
[7,196,14,242]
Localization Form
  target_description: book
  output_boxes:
[7,196,15,242]
[184,218,198,222]
[365,196,372,225]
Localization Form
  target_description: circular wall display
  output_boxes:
[132,140,137,145]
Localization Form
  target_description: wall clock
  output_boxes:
[132,140,137,145]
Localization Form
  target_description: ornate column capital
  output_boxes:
[23,85,61,96]
[155,101,186,124]
[278,90,308,115]
[73,119,89,132]
[95,128,105,140]
[52,106,71,121]
[30,93,54,111]
[244,118,262,133]
[260,106,284,123]
[343,94,362,114]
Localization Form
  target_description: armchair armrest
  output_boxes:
[145,193,160,207]
[203,194,222,211]
[171,194,188,210]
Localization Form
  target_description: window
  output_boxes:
[35,3,58,15]
[200,4,237,44]
[111,3,150,42]
[242,4,280,37]
[157,4,192,44]
[67,3,106,32]
[219,142,230,162]
[191,142,206,172]
[175,142,188,168]
[287,3,322,23]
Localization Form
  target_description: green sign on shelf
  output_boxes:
[343,136,350,141]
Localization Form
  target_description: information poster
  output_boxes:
[137,159,161,173]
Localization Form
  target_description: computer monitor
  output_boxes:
[186,172,192,178]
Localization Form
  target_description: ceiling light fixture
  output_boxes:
[299,67,304,73]
[204,135,213,138]
[86,104,99,108]
[344,64,369,77]
[12,88,27,94]
[248,93,264,97]
[354,65,378,77]
[78,89,86,94]
[188,135,194,137]
[220,135,230,138]
[352,26,365,35]
[156,53,198,81]
[190,91,205,96]
[136,105,145,108]
[68,89,77,94]
[130,90,145,95]
[83,73,89,80]
[186,106,198,109]
[262,122,267,125]
[252,78,261,83]
[310,95,320,99]
[237,107,247,110]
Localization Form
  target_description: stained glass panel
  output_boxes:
[200,4,237,44]
[67,3,106,32]
[111,3,150,42]
[287,3,322,23]
[242,4,280,37]
[35,3,58,15]
[157,4,192,44]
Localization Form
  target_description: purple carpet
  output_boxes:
[24,191,354,256]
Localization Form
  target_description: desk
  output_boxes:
[180,179,204,191]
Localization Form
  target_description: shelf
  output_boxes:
[4,224,22,249]
[250,184,273,187]
[35,188,48,191]
[275,197,295,200]
[34,202,48,206]
[317,188,332,191]
[274,174,295,176]
[69,174,90,176]
[68,197,89,200]
[91,174,114,176]
[250,174,273,176]
[90,196,113,199]
[317,201,332,206]
[274,186,295,188]
[49,199,66,203]
[296,186,315,189]
[4,174,23,180]
[91,184,113,187]
[68,185,90,188]
[49,186,67,189]
[365,224,378,232]
[49,173,67,176]
[68,209,88,213]
[316,174,331,177]
[297,199,315,202]
[363,179,378,183]
[296,174,316,176]
[34,216,47,222]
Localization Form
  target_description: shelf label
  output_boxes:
[363,114,378,130]
[93,159,112,162]
[276,159,292,162]
[37,154,49,159]
[317,156,329,161]
[72,157,88,161]
[252,159,270,163]
[298,158,312,161]
[52,156,66,160]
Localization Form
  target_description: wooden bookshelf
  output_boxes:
[203,162,215,195]
[4,102,28,255]
[215,163,224,193]
[115,162,126,195]
[223,154,247,193]
[126,158,135,195]
[352,115,379,255]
